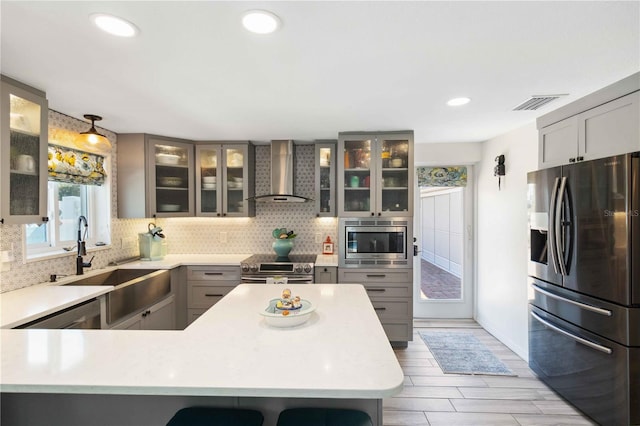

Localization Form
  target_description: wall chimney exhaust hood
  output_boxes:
[252,140,312,203]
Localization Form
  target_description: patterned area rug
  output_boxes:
[419,332,516,376]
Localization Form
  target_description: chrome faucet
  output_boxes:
[76,215,94,275]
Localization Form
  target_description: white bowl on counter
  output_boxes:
[260,299,315,328]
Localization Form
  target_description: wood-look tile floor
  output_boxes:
[383,320,597,425]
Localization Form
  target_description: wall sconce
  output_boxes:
[76,114,111,153]
[494,154,505,190]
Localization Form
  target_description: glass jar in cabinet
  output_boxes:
[315,142,336,217]
[0,76,48,225]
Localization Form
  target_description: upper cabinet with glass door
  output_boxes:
[0,76,48,225]
[195,142,255,217]
[315,142,336,217]
[148,137,194,217]
[338,131,413,217]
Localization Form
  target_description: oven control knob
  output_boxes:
[250,264,259,273]
[241,264,249,273]
[304,264,312,273]
[294,264,303,273]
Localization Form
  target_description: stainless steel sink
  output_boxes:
[64,269,171,325]
[63,269,159,286]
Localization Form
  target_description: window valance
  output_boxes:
[417,166,467,187]
[48,144,107,186]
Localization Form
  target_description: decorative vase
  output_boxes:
[272,239,294,258]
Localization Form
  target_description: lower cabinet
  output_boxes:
[110,295,176,330]
[338,268,413,345]
[315,266,337,283]
[187,265,241,325]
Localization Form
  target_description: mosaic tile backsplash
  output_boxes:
[0,112,337,292]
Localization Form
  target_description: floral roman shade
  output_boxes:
[417,166,467,187]
[48,144,107,186]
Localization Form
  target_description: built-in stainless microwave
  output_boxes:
[339,218,411,268]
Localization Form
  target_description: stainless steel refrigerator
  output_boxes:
[527,152,639,426]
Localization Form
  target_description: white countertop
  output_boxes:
[0,285,113,329]
[116,253,252,269]
[315,254,338,267]
[0,284,404,399]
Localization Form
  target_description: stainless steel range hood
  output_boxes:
[252,140,312,203]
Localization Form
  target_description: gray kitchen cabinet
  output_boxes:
[110,294,176,330]
[0,75,48,225]
[338,131,414,217]
[315,266,337,283]
[194,142,255,217]
[186,265,241,325]
[117,133,195,218]
[315,141,336,217]
[538,74,639,169]
[338,268,413,345]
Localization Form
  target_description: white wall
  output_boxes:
[414,142,482,165]
[475,122,538,360]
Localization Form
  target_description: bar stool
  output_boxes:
[276,408,373,426]
[166,407,263,426]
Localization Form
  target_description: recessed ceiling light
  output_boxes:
[90,13,138,37]
[242,10,281,34]
[447,97,471,107]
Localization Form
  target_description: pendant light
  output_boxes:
[76,114,111,152]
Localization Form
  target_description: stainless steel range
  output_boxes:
[240,254,316,284]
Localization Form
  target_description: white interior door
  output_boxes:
[413,166,474,318]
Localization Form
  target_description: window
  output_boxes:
[25,175,111,258]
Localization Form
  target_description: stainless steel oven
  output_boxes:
[339,218,411,268]
[240,254,315,284]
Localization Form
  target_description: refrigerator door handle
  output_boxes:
[532,284,612,316]
[531,311,612,354]
[548,177,560,274]
[555,177,568,276]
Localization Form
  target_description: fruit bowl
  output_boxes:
[260,298,315,328]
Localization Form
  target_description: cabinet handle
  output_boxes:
[569,158,576,163]
[378,212,381,216]
[205,293,224,297]
[217,213,221,217]
[0,218,3,224]
[366,274,386,278]
[223,213,227,217]
[204,272,224,276]
[371,212,375,216]
[42,217,49,222]
[576,156,584,161]
[374,307,387,311]
[366,288,386,292]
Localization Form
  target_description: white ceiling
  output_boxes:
[2,1,639,144]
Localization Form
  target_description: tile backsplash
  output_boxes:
[0,112,337,292]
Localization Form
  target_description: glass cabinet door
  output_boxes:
[315,143,336,216]
[1,80,48,224]
[378,136,411,215]
[149,139,193,217]
[196,145,221,216]
[224,146,246,216]
[341,137,374,215]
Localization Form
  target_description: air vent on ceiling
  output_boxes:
[512,94,567,111]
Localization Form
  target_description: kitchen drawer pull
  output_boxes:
[205,293,224,297]
[366,274,386,278]
[366,288,386,292]
[530,311,612,354]
[204,272,224,276]
[532,284,611,316]
[374,307,387,311]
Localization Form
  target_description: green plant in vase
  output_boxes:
[272,228,296,258]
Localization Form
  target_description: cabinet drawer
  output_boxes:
[187,266,241,281]
[364,285,411,298]
[339,269,412,284]
[188,285,236,309]
[381,321,412,342]
[371,300,411,320]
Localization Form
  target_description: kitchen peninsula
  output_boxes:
[0,284,403,426]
